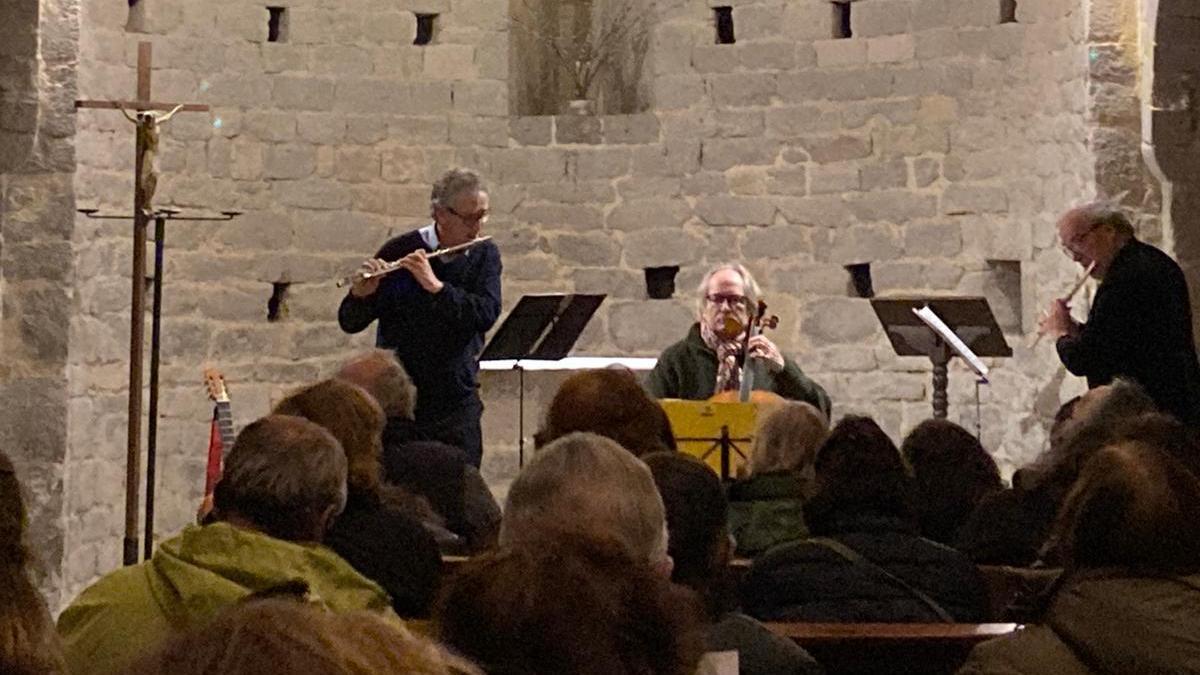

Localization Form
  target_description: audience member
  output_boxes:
[743,416,988,623]
[644,452,823,675]
[1,451,65,675]
[58,416,395,675]
[273,379,442,617]
[900,419,1002,546]
[338,349,501,553]
[533,369,677,457]
[126,598,479,675]
[437,537,703,675]
[959,441,1200,674]
[727,402,828,557]
[956,379,1157,565]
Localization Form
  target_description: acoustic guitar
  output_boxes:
[199,368,235,522]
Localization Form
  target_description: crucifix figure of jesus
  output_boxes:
[75,41,209,566]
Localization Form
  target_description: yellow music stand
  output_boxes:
[660,399,758,479]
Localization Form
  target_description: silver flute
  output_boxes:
[336,236,492,288]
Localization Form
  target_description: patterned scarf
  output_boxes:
[700,320,745,394]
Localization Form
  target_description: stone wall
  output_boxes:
[43,0,1118,603]
[1,0,80,610]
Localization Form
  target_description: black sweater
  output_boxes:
[338,230,502,421]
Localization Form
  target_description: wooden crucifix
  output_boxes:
[75,41,209,566]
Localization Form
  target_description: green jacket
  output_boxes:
[58,523,395,675]
[727,472,810,558]
[647,324,831,417]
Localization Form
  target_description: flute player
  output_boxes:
[1038,201,1200,426]
[338,168,502,466]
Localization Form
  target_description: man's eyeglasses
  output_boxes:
[1060,222,1101,255]
[445,205,489,225]
[706,293,748,308]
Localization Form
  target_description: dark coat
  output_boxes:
[953,485,1059,567]
[646,323,831,417]
[742,513,988,623]
[338,230,502,423]
[324,492,443,618]
[1057,238,1200,426]
[960,571,1200,674]
[705,612,824,675]
[381,416,501,553]
[727,472,809,558]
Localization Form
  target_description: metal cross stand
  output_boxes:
[79,209,241,561]
[75,41,217,564]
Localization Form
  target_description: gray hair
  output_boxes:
[500,432,670,566]
[749,401,829,487]
[696,262,762,314]
[337,348,417,420]
[431,168,486,210]
[214,415,348,541]
[1064,201,1135,238]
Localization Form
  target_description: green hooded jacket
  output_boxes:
[58,523,395,675]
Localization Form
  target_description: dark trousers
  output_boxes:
[417,397,484,468]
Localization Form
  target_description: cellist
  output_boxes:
[646,262,831,417]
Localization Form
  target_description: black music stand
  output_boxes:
[480,294,605,465]
[870,297,1011,419]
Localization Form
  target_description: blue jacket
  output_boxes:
[339,229,502,422]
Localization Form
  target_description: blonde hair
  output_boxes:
[748,402,829,487]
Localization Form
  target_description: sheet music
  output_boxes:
[912,305,990,382]
[480,356,658,371]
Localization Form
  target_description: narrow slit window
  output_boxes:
[832,2,852,39]
[644,266,680,299]
[267,7,289,42]
[1000,0,1018,23]
[267,282,291,322]
[845,263,874,298]
[415,13,438,45]
[714,7,735,44]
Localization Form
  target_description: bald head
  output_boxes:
[336,349,416,420]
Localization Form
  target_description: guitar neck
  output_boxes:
[215,401,235,451]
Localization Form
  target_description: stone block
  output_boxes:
[810,164,860,194]
[489,148,569,183]
[868,34,915,63]
[781,4,839,42]
[335,147,382,183]
[449,116,509,147]
[631,140,701,176]
[708,73,777,107]
[528,181,615,205]
[802,135,873,164]
[845,191,938,222]
[423,44,477,80]
[943,184,1009,215]
[514,202,605,230]
[271,77,335,111]
[765,106,843,138]
[914,28,961,60]
[552,231,621,266]
[736,4,786,41]
[229,141,265,181]
[860,159,909,191]
[709,110,765,139]
[607,199,691,231]
[452,80,509,116]
[346,116,388,145]
[609,300,695,353]
[740,41,798,71]
[774,195,854,228]
[602,115,660,145]
[274,179,352,210]
[695,196,776,226]
[873,261,927,291]
[767,166,811,196]
[682,172,726,197]
[815,39,868,67]
[802,298,880,345]
[615,176,683,200]
[570,147,631,179]
[264,143,317,180]
[623,229,705,268]
[243,112,298,142]
[903,221,963,257]
[361,10,418,43]
[474,36,510,80]
[555,115,603,145]
[816,223,902,263]
[728,167,769,196]
[509,117,553,146]
[655,75,706,110]
[778,69,894,103]
[741,225,810,260]
[768,262,850,297]
[206,73,272,108]
[388,116,450,145]
[571,268,646,299]
[872,125,949,158]
[384,185,432,217]
[852,0,912,37]
[842,99,921,129]
[381,146,427,183]
[700,138,779,170]
[692,45,739,74]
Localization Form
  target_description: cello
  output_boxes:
[709,299,787,408]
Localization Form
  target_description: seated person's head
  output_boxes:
[212,415,347,544]
[747,401,828,489]
[336,349,417,421]
[273,379,387,501]
[1053,440,1200,575]
[697,263,760,340]
[127,598,478,675]
[803,415,914,533]
[643,452,732,618]
[436,537,703,675]
[535,368,676,457]
[901,419,1002,543]
[502,432,671,575]
[1,451,65,675]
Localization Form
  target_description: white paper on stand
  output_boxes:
[912,305,990,382]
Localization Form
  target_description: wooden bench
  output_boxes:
[766,622,1019,675]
